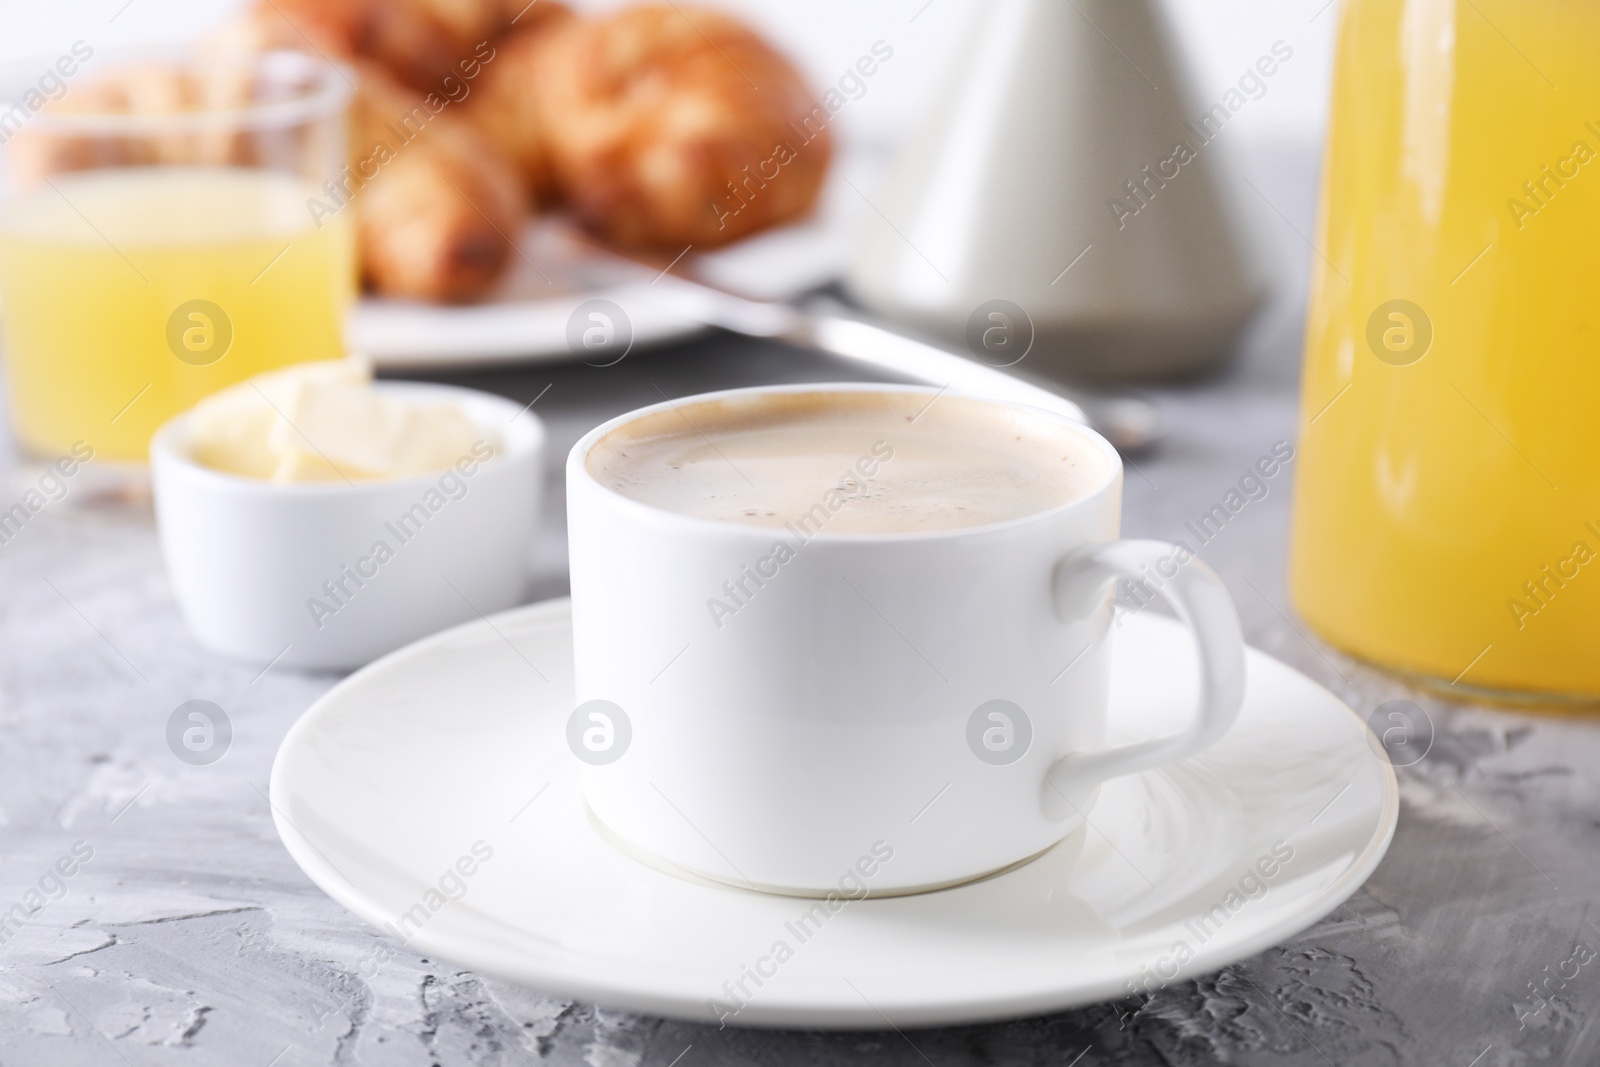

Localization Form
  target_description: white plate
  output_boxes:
[270,599,1397,1029]
[353,156,867,370]
[349,220,702,369]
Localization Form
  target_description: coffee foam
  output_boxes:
[585,390,1111,534]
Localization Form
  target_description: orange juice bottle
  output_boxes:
[1290,0,1600,700]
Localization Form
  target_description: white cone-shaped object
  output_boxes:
[846,0,1271,381]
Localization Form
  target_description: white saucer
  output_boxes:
[270,599,1397,1029]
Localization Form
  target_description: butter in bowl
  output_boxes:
[151,357,544,670]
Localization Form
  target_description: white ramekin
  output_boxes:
[151,381,544,671]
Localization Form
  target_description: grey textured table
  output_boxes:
[4,330,1596,1067]
[2,154,1597,1066]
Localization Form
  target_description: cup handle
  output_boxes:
[1043,540,1246,820]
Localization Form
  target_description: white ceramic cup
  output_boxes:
[566,383,1243,896]
[152,382,544,671]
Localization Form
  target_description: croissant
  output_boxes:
[513,5,832,249]
[214,6,529,302]
[347,62,525,302]
[6,60,258,185]
[457,4,574,205]
[246,0,519,92]
[20,2,831,304]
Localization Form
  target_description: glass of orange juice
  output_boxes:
[1290,0,1600,702]
[0,47,354,482]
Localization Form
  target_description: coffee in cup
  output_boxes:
[585,389,1112,534]
[566,384,1244,896]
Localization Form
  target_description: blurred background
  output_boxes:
[2,0,1338,386]
[2,0,1339,148]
